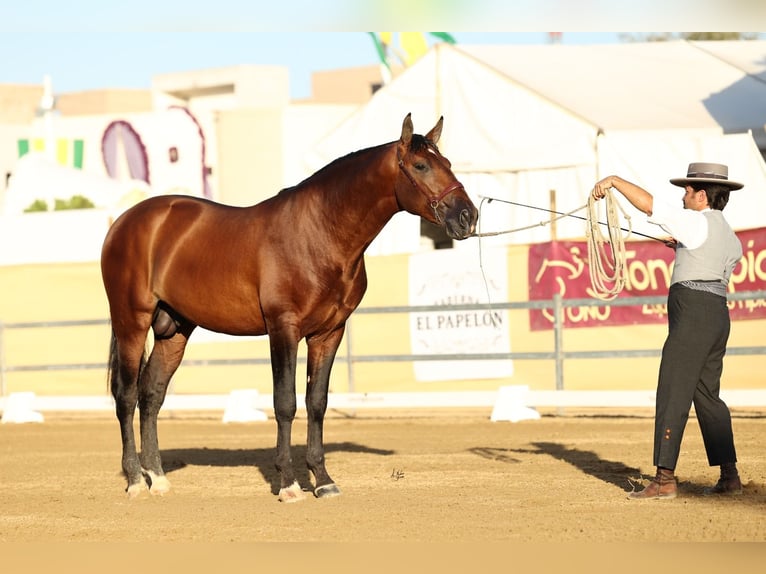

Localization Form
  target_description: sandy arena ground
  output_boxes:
[1,406,765,548]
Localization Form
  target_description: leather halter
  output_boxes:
[397,146,465,222]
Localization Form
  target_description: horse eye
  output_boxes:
[414,162,428,171]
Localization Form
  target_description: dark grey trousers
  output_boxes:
[653,283,737,470]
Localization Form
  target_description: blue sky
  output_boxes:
[2,0,764,99]
[0,32,622,99]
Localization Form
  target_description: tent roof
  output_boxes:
[458,40,766,143]
[305,41,766,250]
[307,40,766,176]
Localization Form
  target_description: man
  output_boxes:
[592,163,744,500]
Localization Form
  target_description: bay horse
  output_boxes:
[100,113,478,502]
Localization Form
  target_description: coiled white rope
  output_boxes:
[585,189,631,300]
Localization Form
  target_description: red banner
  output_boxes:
[528,227,766,330]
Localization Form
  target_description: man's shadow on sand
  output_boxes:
[470,442,641,491]
[470,441,764,501]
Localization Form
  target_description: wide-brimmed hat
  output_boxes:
[669,162,744,190]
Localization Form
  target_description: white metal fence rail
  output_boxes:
[1,291,765,409]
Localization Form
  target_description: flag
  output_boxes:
[368,32,392,85]
[400,32,428,65]
[429,32,456,44]
[367,32,459,83]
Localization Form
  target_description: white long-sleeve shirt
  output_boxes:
[648,196,742,289]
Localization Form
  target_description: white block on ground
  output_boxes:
[222,389,268,423]
[490,385,541,422]
[1,392,45,424]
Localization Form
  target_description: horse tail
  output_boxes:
[107,329,119,397]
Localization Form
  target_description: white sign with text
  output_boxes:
[408,247,512,381]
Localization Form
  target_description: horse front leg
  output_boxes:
[305,328,345,498]
[137,331,190,495]
[269,328,303,502]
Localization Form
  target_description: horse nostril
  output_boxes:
[459,209,472,230]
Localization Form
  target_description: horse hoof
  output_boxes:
[148,473,171,495]
[278,481,305,503]
[126,476,148,498]
[314,483,341,498]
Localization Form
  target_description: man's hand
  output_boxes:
[592,176,616,201]
[663,237,678,249]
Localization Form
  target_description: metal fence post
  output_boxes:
[345,318,354,394]
[0,321,6,396]
[553,293,564,392]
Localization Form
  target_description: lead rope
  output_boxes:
[476,190,632,302]
[476,197,501,326]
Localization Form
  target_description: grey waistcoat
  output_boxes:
[672,210,743,296]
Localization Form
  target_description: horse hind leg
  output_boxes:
[138,319,194,495]
[109,329,150,498]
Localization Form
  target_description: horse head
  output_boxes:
[395,113,478,240]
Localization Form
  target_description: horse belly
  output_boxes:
[153,239,268,336]
[159,270,268,337]
[192,311,268,337]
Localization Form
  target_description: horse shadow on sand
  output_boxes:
[471,441,766,501]
[159,442,394,495]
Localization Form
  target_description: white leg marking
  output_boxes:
[126,475,148,498]
[278,480,305,503]
[146,470,171,495]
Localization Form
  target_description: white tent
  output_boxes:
[305,41,766,252]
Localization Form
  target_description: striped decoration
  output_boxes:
[17,138,84,169]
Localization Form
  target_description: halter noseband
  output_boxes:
[397,149,465,222]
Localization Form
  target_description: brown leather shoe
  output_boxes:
[629,470,677,500]
[704,475,743,495]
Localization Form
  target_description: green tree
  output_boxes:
[54,195,95,210]
[24,195,96,212]
[23,199,49,212]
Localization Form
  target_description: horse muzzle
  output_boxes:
[444,202,479,240]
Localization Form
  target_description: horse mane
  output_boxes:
[275,133,435,199]
[309,141,392,179]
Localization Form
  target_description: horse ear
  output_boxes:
[400,113,413,146]
[426,116,443,145]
